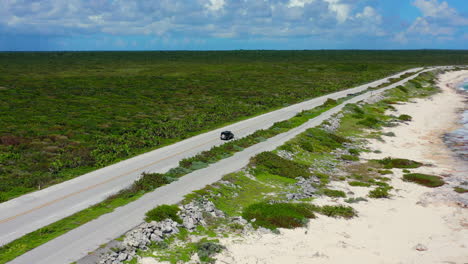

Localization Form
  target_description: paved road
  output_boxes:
[0,67,426,246]
[7,67,445,264]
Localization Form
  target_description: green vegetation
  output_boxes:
[378,169,393,175]
[398,114,412,121]
[319,205,356,219]
[348,181,372,187]
[403,173,445,187]
[250,152,310,179]
[146,237,224,264]
[2,50,466,201]
[376,157,423,169]
[145,204,182,223]
[344,197,368,203]
[242,202,316,230]
[322,188,347,198]
[341,154,359,161]
[454,186,468,193]
[368,186,392,198]
[196,240,225,263]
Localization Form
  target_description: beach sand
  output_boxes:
[215,70,468,264]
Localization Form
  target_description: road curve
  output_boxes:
[7,67,445,264]
[0,68,423,247]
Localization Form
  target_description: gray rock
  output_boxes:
[150,233,162,242]
[162,223,174,233]
[117,253,128,261]
[183,217,196,230]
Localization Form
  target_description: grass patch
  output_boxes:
[207,172,278,216]
[242,202,316,230]
[196,240,225,263]
[375,157,423,169]
[378,169,393,175]
[322,188,346,198]
[403,173,445,187]
[319,205,357,219]
[454,186,468,193]
[341,154,359,161]
[368,186,391,198]
[348,181,372,187]
[398,114,412,121]
[251,152,310,179]
[145,204,182,223]
[344,197,368,203]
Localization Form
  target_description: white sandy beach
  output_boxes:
[215,70,468,264]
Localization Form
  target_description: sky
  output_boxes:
[0,0,467,51]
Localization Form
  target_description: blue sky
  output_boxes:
[0,0,466,51]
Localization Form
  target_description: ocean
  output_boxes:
[444,78,468,161]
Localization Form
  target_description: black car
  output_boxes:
[220,131,234,140]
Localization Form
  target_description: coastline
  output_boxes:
[216,70,468,264]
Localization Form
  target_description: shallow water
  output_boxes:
[443,79,468,161]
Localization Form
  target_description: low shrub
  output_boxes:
[397,86,409,93]
[344,197,368,203]
[376,176,391,182]
[133,172,170,192]
[299,128,349,153]
[454,186,468,193]
[378,169,393,175]
[341,154,359,161]
[145,204,182,223]
[368,187,391,198]
[357,116,382,128]
[251,152,310,179]
[323,98,338,107]
[322,188,346,198]
[166,167,192,178]
[315,173,330,185]
[348,181,371,187]
[196,240,225,263]
[242,202,316,229]
[348,148,360,155]
[319,205,356,219]
[190,161,209,170]
[398,114,412,121]
[403,173,445,187]
[376,157,423,169]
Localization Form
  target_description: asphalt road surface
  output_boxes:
[3,67,442,264]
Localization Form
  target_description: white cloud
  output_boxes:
[288,0,315,8]
[356,6,382,24]
[413,0,468,25]
[407,17,454,36]
[324,0,350,23]
[393,0,466,44]
[0,0,388,41]
[205,0,225,12]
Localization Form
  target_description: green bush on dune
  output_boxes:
[403,173,445,187]
[242,202,316,229]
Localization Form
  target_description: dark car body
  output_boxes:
[220,131,234,140]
